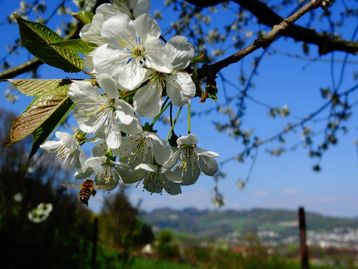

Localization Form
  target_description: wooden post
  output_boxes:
[92,217,98,269]
[298,207,309,269]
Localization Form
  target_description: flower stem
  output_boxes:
[166,106,183,140]
[187,101,191,134]
[150,98,171,127]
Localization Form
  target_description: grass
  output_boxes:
[128,258,198,269]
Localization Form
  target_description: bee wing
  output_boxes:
[62,182,82,190]
[94,183,116,191]
[94,176,120,191]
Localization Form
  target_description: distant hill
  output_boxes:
[140,207,358,240]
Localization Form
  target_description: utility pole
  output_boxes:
[298,207,309,269]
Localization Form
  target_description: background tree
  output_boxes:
[100,192,154,257]
[0,108,95,269]
[0,108,154,269]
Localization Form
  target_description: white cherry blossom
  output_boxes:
[133,36,195,117]
[164,134,219,185]
[111,0,150,19]
[80,1,150,46]
[124,136,182,194]
[92,13,172,90]
[78,156,135,190]
[40,131,84,169]
[68,75,140,149]
[114,131,171,166]
[135,163,182,195]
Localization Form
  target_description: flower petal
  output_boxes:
[145,39,173,73]
[115,99,135,125]
[162,149,181,169]
[133,81,163,117]
[79,12,106,45]
[113,140,136,159]
[166,72,195,106]
[179,157,201,185]
[175,72,196,99]
[131,0,150,18]
[115,60,148,90]
[177,134,198,146]
[166,75,187,106]
[97,74,119,99]
[122,169,147,184]
[163,169,182,183]
[76,109,109,134]
[40,140,62,151]
[166,36,194,70]
[106,116,122,149]
[151,139,172,165]
[92,44,128,76]
[118,117,143,135]
[101,13,133,45]
[69,80,100,104]
[143,174,163,193]
[135,163,157,173]
[55,131,71,141]
[96,3,116,19]
[196,147,220,158]
[163,180,181,195]
[92,141,107,157]
[132,14,161,43]
[198,155,218,176]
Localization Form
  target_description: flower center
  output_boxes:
[150,71,167,87]
[131,136,147,163]
[132,45,145,58]
[144,170,164,193]
[180,144,196,157]
[95,164,119,190]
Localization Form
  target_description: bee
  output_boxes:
[79,179,97,205]
[63,179,97,206]
[63,177,119,206]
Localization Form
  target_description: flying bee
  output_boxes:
[79,179,97,205]
[63,179,97,206]
[63,177,119,206]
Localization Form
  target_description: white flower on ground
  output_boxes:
[40,131,84,168]
[164,134,219,185]
[28,203,53,223]
[92,13,172,90]
[114,131,171,166]
[133,36,195,117]
[13,193,23,202]
[68,75,140,149]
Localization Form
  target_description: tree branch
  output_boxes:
[186,0,358,55]
[198,0,337,80]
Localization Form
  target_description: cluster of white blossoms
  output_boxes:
[28,203,53,223]
[40,0,219,196]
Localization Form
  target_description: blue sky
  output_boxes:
[0,0,357,217]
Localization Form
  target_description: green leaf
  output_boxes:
[15,15,83,72]
[72,11,94,24]
[29,97,74,158]
[50,39,96,55]
[5,79,73,146]
[8,79,67,96]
